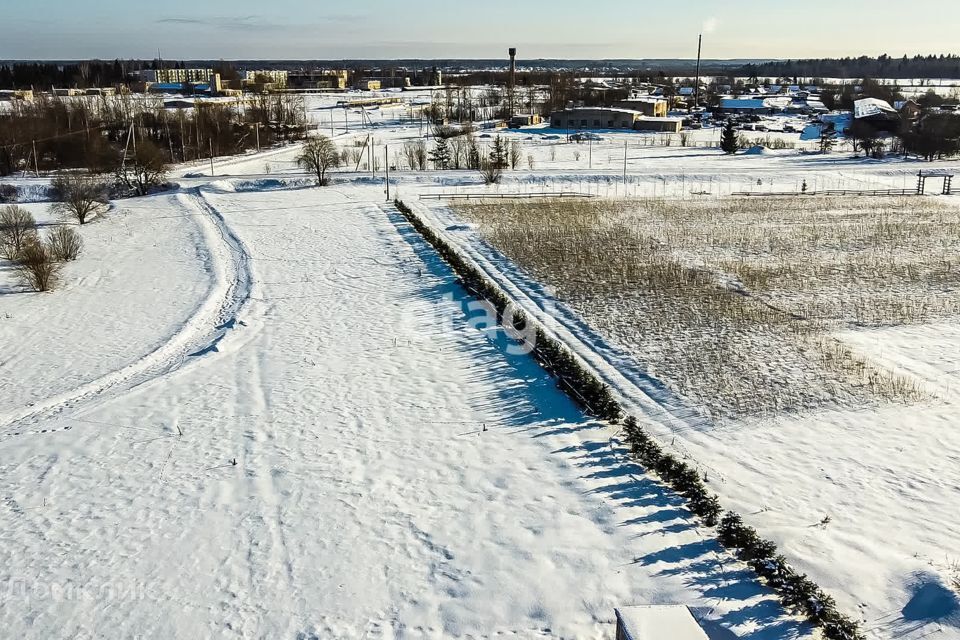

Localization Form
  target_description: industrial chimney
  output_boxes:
[508,47,517,117]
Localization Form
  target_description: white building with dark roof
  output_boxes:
[614,605,709,640]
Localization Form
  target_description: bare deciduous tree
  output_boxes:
[509,140,522,170]
[297,136,341,185]
[15,240,60,292]
[402,140,428,171]
[0,184,18,203]
[116,140,170,196]
[449,136,468,169]
[0,205,38,259]
[53,174,108,225]
[48,225,84,261]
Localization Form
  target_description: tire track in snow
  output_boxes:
[0,188,254,439]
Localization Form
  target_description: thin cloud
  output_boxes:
[156,14,365,31]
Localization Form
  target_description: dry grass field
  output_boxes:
[455,196,960,419]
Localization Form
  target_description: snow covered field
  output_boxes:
[0,196,213,421]
[425,191,960,637]
[2,96,959,638]
[1,183,807,638]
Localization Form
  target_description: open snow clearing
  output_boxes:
[0,183,805,638]
[0,189,253,435]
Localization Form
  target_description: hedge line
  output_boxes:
[394,199,620,421]
[392,199,863,640]
[624,415,862,639]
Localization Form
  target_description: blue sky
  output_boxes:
[3,0,959,60]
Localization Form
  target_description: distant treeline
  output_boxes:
[738,54,960,80]
[0,92,306,176]
[1,61,143,89]
[0,60,242,90]
[4,54,960,90]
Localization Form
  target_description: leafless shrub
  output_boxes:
[949,559,960,594]
[15,239,60,291]
[52,173,108,224]
[479,159,503,185]
[740,135,796,150]
[0,204,38,260]
[47,225,84,261]
[0,184,18,203]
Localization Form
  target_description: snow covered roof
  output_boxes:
[719,97,790,110]
[894,100,920,111]
[720,98,767,109]
[615,606,709,640]
[554,107,644,116]
[621,96,667,104]
[854,97,898,119]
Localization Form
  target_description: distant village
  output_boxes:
[2,53,959,167]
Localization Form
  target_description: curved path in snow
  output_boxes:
[0,188,253,439]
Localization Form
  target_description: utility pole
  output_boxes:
[508,47,517,120]
[120,122,135,175]
[209,138,215,176]
[255,122,260,152]
[369,137,374,179]
[32,140,39,177]
[166,121,175,162]
[588,136,592,169]
[179,114,186,162]
[623,140,628,187]
[385,144,390,201]
[303,97,309,136]
[694,34,703,110]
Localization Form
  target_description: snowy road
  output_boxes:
[0,184,804,638]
